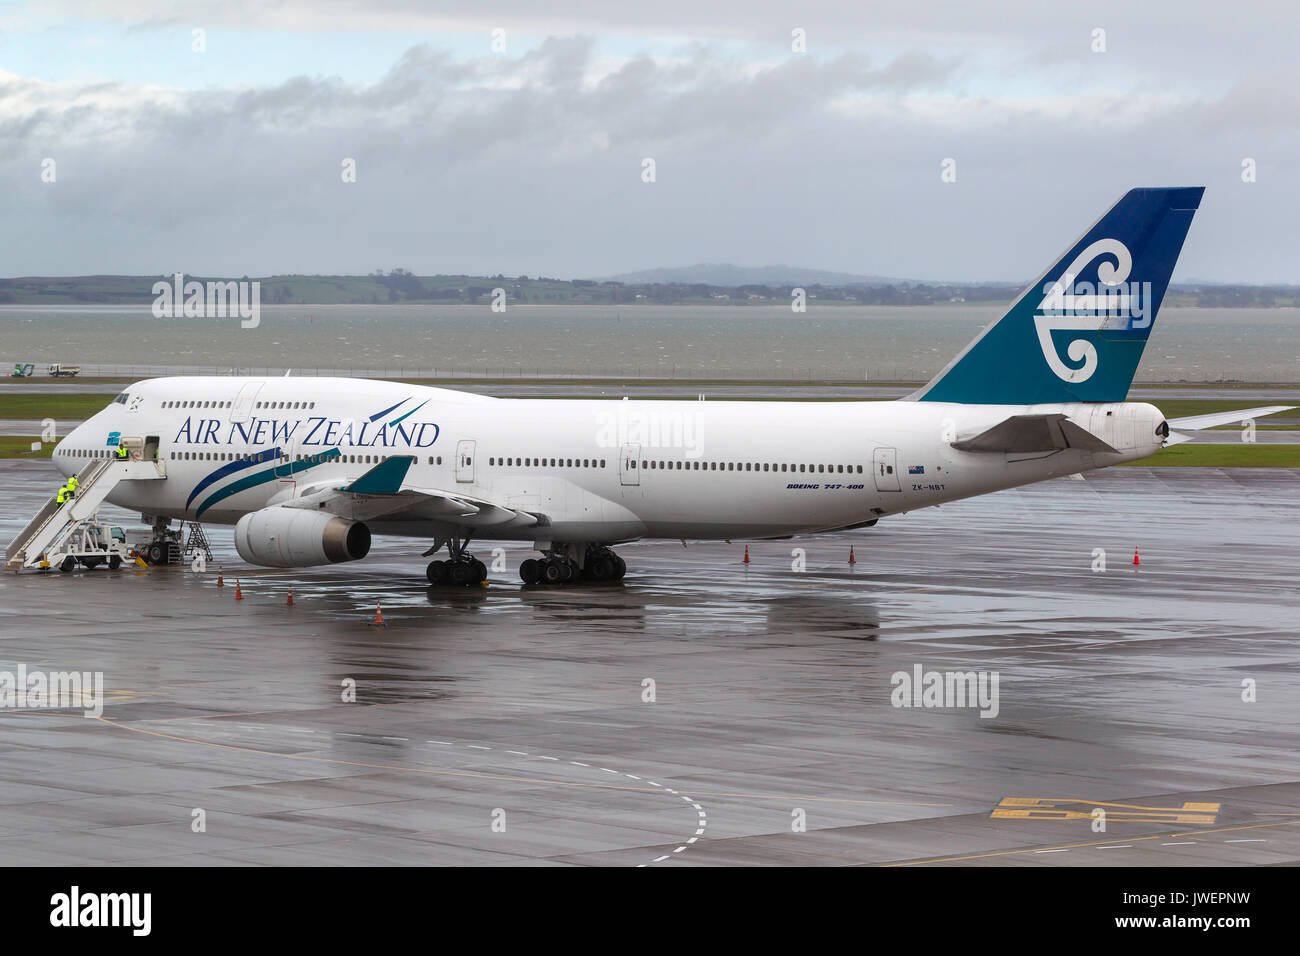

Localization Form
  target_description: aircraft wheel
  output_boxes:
[448,561,471,586]
[613,555,627,580]
[542,560,565,584]
[148,542,165,564]
[590,556,614,581]
[558,561,575,583]
[426,560,447,585]
[519,558,540,584]
[470,558,487,584]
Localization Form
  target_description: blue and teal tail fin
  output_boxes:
[912,186,1204,405]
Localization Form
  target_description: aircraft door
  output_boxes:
[619,443,641,486]
[873,447,901,491]
[273,437,299,478]
[456,439,476,482]
[230,382,264,423]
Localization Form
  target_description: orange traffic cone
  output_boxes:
[849,546,856,565]
[743,545,750,564]
[286,588,294,606]
[1133,548,1140,567]
[234,579,243,600]
[369,603,387,627]
[216,569,224,588]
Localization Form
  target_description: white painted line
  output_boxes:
[467,745,491,750]
[1097,845,1132,849]
[506,751,528,756]
[1162,842,1197,846]
[382,736,408,742]
[1224,839,1267,843]
[654,855,669,862]
[570,761,589,767]
[1034,849,1070,854]
[538,755,558,761]
[673,846,686,853]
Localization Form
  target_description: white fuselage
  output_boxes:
[53,377,1164,546]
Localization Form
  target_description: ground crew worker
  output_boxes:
[116,444,128,461]
[56,484,68,504]
[67,474,78,497]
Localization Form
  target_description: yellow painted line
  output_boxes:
[991,809,1216,824]
[996,797,1220,813]
[991,797,1220,825]
[882,819,1300,866]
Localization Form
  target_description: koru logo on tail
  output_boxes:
[1034,239,1152,383]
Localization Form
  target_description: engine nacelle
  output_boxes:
[234,508,371,568]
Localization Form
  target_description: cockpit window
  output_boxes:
[112,393,129,405]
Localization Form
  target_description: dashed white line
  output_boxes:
[225,723,706,867]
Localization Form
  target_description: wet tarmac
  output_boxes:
[2,460,1298,866]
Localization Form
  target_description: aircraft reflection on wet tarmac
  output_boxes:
[2,460,1299,866]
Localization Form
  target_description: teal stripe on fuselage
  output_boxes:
[194,448,341,518]
[185,447,281,510]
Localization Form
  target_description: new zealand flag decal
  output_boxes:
[908,465,925,475]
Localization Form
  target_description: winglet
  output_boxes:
[344,455,415,494]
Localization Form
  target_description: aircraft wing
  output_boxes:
[951,414,1117,454]
[280,455,543,530]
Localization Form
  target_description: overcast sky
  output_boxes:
[2,1,1296,282]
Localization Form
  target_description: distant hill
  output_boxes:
[597,264,909,286]
[0,272,1295,308]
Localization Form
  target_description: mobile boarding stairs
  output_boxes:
[4,456,166,572]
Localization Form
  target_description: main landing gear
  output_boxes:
[425,534,487,587]
[519,544,626,586]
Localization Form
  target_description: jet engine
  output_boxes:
[233,508,371,567]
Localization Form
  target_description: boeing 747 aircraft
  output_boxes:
[41,187,1290,585]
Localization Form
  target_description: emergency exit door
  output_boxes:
[455,439,476,482]
[873,447,901,491]
[619,443,641,486]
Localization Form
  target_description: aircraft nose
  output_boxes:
[53,420,98,477]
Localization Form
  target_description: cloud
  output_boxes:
[1,6,1298,282]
